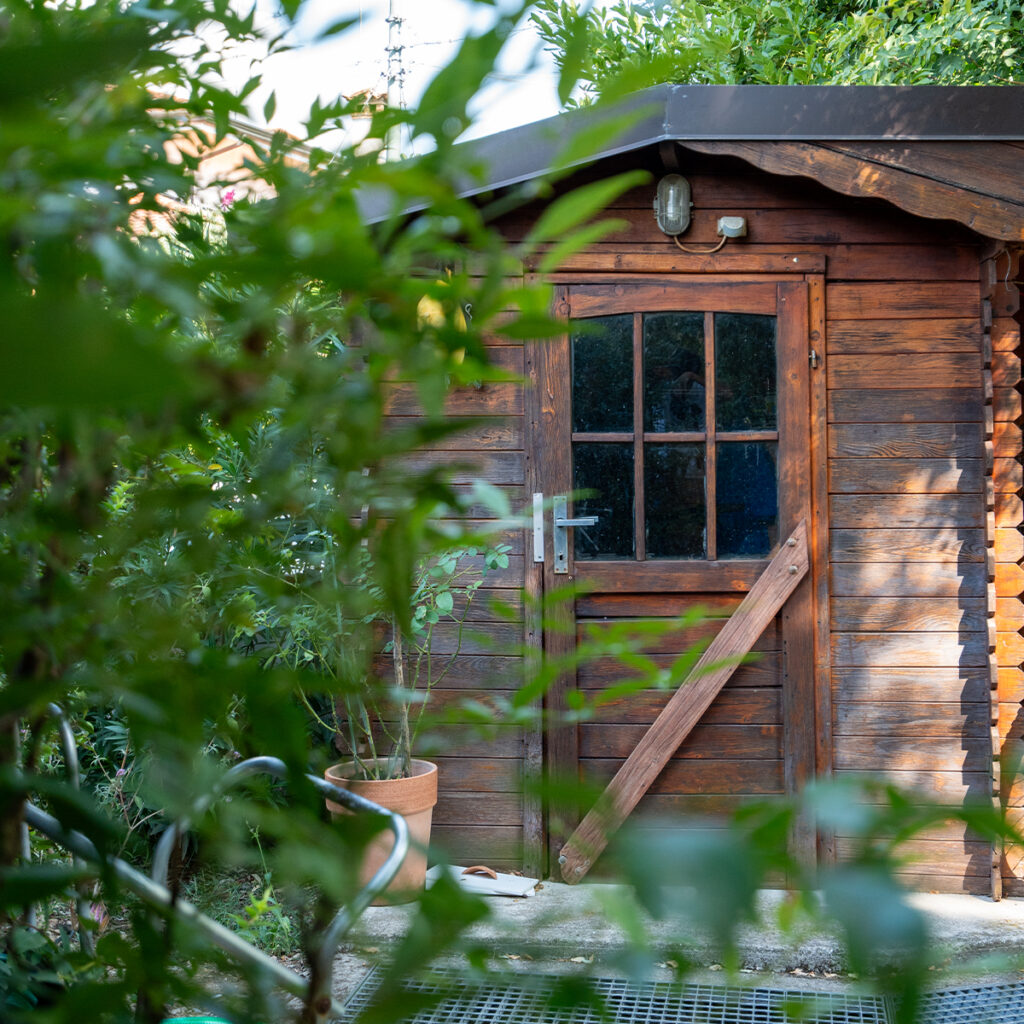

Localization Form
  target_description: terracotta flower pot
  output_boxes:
[324,759,438,904]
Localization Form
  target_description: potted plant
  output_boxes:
[319,539,510,902]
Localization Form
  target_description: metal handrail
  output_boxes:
[150,756,410,1018]
[24,755,410,1023]
[19,703,92,953]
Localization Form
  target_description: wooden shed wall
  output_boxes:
[503,153,998,892]
[391,152,1019,891]
[384,337,531,873]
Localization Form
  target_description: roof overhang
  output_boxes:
[367,85,1024,241]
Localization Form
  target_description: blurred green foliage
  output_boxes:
[0,0,639,1017]
[3,1,1023,1021]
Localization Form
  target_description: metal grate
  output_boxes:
[341,969,889,1024]
[917,980,1024,1024]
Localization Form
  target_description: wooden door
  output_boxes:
[534,277,815,872]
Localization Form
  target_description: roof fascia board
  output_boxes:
[662,84,1024,141]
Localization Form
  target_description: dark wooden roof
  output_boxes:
[682,139,1024,241]
[377,86,1024,241]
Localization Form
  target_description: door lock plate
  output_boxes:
[552,495,599,574]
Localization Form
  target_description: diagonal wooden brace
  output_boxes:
[559,519,810,883]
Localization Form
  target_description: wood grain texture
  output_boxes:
[997,632,1024,665]
[577,618,779,655]
[574,592,742,617]
[829,494,984,530]
[537,290,581,866]
[996,562,1024,598]
[832,768,992,803]
[834,701,988,737]
[535,244,979,282]
[370,655,524,689]
[434,792,523,824]
[384,382,522,416]
[385,416,524,450]
[828,388,982,423]
[506,204,957,247]
[827,283,980,321]
[409,725,521,760]
[578,722,782,760]
[559,521,809,883]
[679,139,1024,241]
[433,757,521,792]
[582,687,782,725]
[998,667,1024,702]
[827,353,980,390]
[569,279,778,317]
[993,317,1021,351]
[808,274,833,817]
[430,825,523,864]
[992,350,1022,388]
[577,653,782,689]
[398,450,525,485]
[835,561,987,598]
[823,141,1024,209]
[832,666,990,704]
[830,561,985,597]
[996,598,1024,634]
[827,319,981,353]
[579,560,767,592]
[528,251,826,275]
[994,458,1023,492]
[996,529,1024,563]
[993,421,1022,458]
[831,597,986,633]
[775,280,816,865]
[829,528,985,563]
[829,459,982,494]
[582,757,785,795]
[828,423,983,459]
[835,736,988,772]
[993,387,1022,421]
[831,631,988,668]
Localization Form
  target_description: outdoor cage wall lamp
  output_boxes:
[654,174,692,236]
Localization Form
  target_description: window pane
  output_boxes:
[645,444,705,559]
[715,313,776,431]
[717,442,778,558]
[572,315,633,433]
[573,442,634,559]
[643,312,705,432]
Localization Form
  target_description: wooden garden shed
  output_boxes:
[385,85,1024,898]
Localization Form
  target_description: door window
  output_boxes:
[570,311,779,561]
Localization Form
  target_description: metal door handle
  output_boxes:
[554,515,599,528]
[552,495,599,574]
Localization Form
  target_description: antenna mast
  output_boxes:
[384,0,406,160]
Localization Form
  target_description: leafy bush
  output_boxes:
[0,1,637,1018]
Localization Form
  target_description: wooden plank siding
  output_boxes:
[826,267,990,895]
[985,247,1024,897]
[418,149,1009,891]
[380,329,530,871]
[574,596,787,865]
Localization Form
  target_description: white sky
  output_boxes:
[234,0,571,148]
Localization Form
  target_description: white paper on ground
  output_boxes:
[425,865,539,897]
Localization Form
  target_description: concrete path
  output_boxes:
[332,884,1024,1005]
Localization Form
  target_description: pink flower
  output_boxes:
[220,189,236,210]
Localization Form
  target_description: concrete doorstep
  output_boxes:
[333,884,1024,1004]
